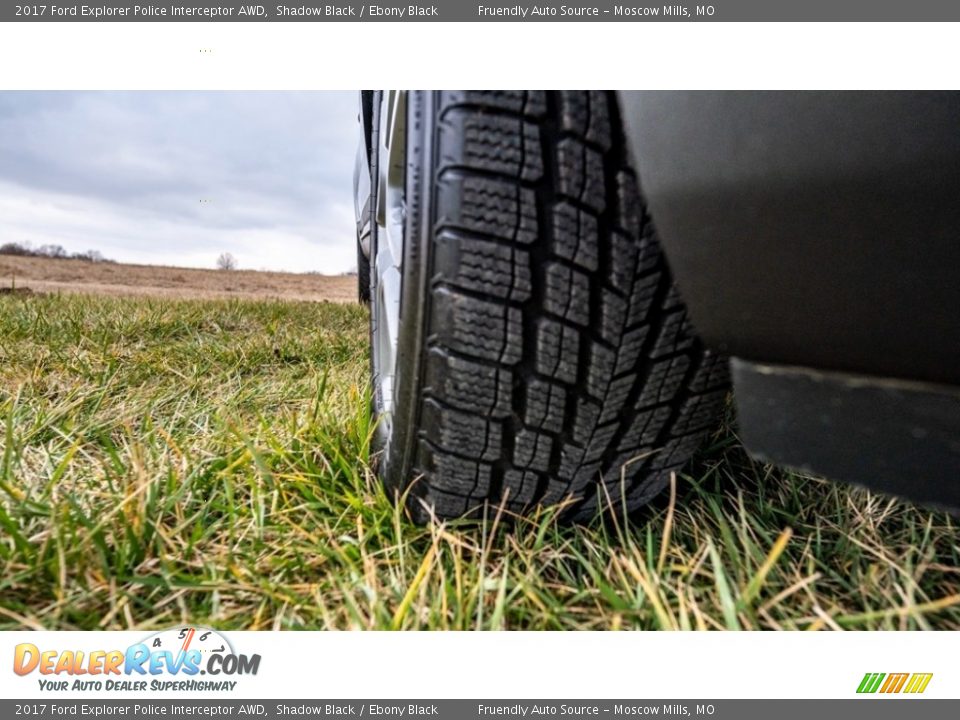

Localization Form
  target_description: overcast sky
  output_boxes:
[0,91,359,273]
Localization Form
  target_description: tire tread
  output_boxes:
[401,91,728,521]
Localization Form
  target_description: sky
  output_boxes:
[0,91,359,274]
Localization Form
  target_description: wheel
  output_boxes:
[368,90,729,522]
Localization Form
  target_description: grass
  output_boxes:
[1,291,959,631]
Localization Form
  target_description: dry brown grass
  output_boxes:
[0,255,357,302]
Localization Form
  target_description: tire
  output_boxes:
[369,91,729,523]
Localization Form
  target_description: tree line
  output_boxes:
[0,242,114,263]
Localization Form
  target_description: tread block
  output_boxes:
[617,406,672,451]
[417,490,470,521]
[422,400,502,461]
[558,91,589,136]
[534,318,579,383]
[635,238,661,276]
[573,494,600,518]
[502,469,539,507]
[556,138,606,213]
[598,475,628,505]
[688,351,730,392]
[558,90,612,151]
[597,374,637,424]
[584,422,618,463]
[572,398,601,446]
[649,310,695,359]
[585,341,616,400]
[613,325,649,376]
[569,461,602,494]
[441,91,547,118]
[557,442,585,481]
[626,272,662,327]
[544,262,590,327]
[624,470,672,513]
[424,348,513,419]
[522,92,549,117]
[432,288,523,365]
[419,443,493,497]
[662,285,685,312]
[538,479,577,507]
[670,390,728,436]
[598,289,629,345]
[586,90,612,149]
[440,109,543,182]
[514,429,554,472]
[551,201,599,271]
[608,448,656,481]
[635,355,691,408]
[649,434,705,470]
[614,171,642,240]
[607,231,639,294]
[434,232,532,302]
[523,378,567,433]
[437,174,538,244]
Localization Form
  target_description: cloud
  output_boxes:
[0,91,359,273]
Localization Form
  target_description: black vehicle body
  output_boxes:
[620,91,960,510]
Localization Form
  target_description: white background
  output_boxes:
[0,22,958,89]
[0,18,958,703]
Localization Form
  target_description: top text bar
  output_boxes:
[5,1,960,22]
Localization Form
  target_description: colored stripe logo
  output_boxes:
[857,672,933,694]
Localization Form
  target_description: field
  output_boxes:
[0,255,357,303]
[1,280,959,629]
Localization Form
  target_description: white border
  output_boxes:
[1,15,958,707]
[2,631,956,699]
[0,22,958,90]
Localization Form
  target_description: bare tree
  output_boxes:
[217,252,237,271]
[74,249,105,263]
[37,244,67,259]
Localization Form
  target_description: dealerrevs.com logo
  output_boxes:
[13,627,261,693]
[857,673,933,695]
